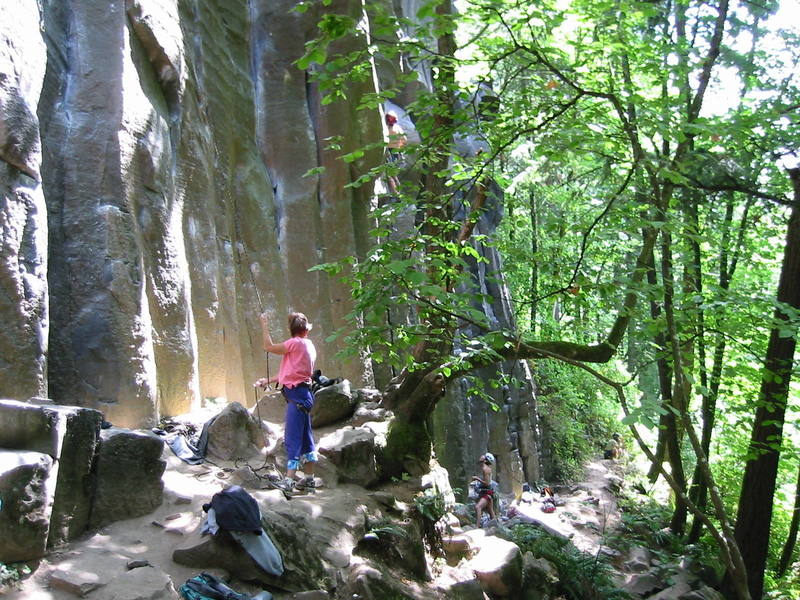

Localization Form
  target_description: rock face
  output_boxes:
[2,0,376,428]
[90,428,166,528]
[0,1,49,401]
[0,450,54,562]
[1,0,542,494]
[0,399,103,549]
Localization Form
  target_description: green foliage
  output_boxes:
[368,520,410,540]
[536,360,623,481]
[0,562,29,591]
[511,524,631,600]
[413,488,447,558]
[297,0,800,593]
[608,491,725,589]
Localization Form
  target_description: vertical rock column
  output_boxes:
[251,0,377,387]
[176,0,284,407]
[0,1,49,400]
[39,0,158,427]
[308,0,382,387]
[124,0,201,418]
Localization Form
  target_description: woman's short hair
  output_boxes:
[288,312,312,336]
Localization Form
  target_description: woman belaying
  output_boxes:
[254,311,317,492]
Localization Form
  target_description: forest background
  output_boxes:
[302,0,800,598]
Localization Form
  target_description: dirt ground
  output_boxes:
[5,404,628,600]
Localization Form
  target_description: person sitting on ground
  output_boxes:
[604,432,622,460]
[254,311,317,492]
[384,111,407,194]
[472,452,497,526]
[520,482,535,504]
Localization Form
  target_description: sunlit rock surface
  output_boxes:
[1,0,541,494]
[3,0,374,427]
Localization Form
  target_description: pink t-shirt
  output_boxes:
[278,336,316,388]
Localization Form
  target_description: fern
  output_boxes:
[510,525,631,600]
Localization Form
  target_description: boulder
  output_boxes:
[679,585,725,600]
[421,464,457,505]
[252,391,288,426]
[354,519,428,579]
[206,402,267,460]
[344,562,432,600]
[174,488,364,593]
[452,503,475,526]
[0,399,103,546]
[468,535,523,598]
[0,450,54,562]
[447,579,486,600]
[353,388,382,404]
[522,551,558,593]
[625,546,652,573]
[442,535,476,565]
[0,399,63,454]
[289,592,329,600]
[622,572,663,597]
[645,580,692,599]
[90,428,165,528]
[604,474,624,494]
[173,528,282,589]
[318,427,379,487]
[311,380,355,427]
[349,403,391,427]
[93,565,180,600]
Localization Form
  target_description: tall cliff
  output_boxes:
[1,0,540,489]
[2,0,375,426]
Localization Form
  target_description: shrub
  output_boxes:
[511,524,630,600]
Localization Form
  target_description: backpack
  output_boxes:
[179,573,254,600]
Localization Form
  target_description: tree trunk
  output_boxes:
[660,223,689,535]
[777,459,800,578]
[688,193,750,542]
[644,238,673,483]
[529,189,538,333]
[728,169,800,600]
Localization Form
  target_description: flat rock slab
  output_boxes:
[467,535,522,598]
[92,565,180,600]
[48,550,130,596]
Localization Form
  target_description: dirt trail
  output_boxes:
[508,458,625,554]
[6,429,628,600]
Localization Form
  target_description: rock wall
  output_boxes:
[1,0,541,486]
[2,0,375,427]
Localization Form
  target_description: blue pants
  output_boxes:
[282,385,317,471]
